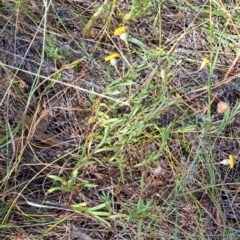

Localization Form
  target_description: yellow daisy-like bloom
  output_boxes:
[229,154,234,169]
[104,53,120,62]
[219,155,235,168]
[104,53,120,67]
[114,26,129,36]
[202,57,210,63]
[198,57,211,72]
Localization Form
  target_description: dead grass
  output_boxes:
[0,0,240,239]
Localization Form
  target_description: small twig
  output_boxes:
[0,62,129,106]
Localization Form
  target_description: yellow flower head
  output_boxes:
[198,57,211,72]
[114,26,129,36]
[229,154,234,169]
[104,53,120,62]
[219,155,235,169]
[202,57,210,63]
[104,53,120,67]
[161,69,166,79]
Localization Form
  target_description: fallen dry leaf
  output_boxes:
[16,111,64,147]
[90,29,97,38]
[217,101,229,114]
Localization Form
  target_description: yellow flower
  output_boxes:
[229,154,234,169]
[104,53,120,67]
[202,57,210,63]
[114,26,129,43]
[219,155,235,168]
[198,57,211,71]
[114,26,129,36]
[161,69,166,80]
[104,53,120,62]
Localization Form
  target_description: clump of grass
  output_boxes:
[1,0,240,239]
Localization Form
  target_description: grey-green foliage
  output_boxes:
[45,35,64,61]
[125,0,157,21]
